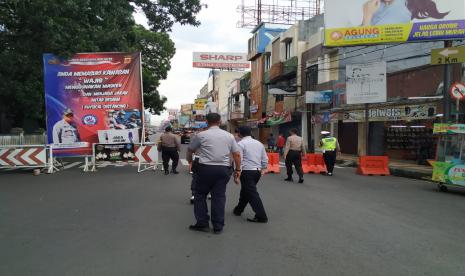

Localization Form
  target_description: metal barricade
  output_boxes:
[0,144,53,173]
[134,143,160,173]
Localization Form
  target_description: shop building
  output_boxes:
[303,40,465,162]
[247,23,287,142]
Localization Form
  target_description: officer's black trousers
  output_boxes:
[285,150,303,179]
[235,170,267,219]
[161,147,179,172]
[323,151,337,174]
[193,165,232,230]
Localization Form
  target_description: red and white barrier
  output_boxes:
[0,146,46,167]
[135,144,159,172]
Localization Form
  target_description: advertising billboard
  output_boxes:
[305,90,334,104]
[43,52,143,156]
[324,0,465,46]
[193,52,250,69]
[194,99,208,111]
[346,61,387,104]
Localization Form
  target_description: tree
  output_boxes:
[0,0,202,132]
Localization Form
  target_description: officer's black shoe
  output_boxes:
[298,178,304,183]
[233,207,242,216]
[213,228,223,234]
[164,170,169,175]
[284,177,293,182]
[247,217,268,223]
[171,170,179,174]
[189,224,210,232]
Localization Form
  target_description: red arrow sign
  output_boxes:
[0,149,15,166]
[14,148,29,166]
[29,148,45,165]
[141,146,152,162]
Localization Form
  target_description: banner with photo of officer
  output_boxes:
[43,52,143,156]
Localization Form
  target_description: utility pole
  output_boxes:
[443,40,453,123]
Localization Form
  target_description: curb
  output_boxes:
[337,158,432,181]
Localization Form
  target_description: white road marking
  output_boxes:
[180,159,189,166]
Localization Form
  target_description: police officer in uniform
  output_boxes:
[52,108,81,144]
[160,126,181,174]
[284,128,306,183]
[187,113,241,234]
[320,131,340,176]
[233,126,269,223]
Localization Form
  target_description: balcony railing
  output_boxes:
[283,56,298,76]
[240,72,251,93]
[269,62,283,81]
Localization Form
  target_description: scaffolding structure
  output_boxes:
[237,0,322,28]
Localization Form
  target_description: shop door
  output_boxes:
[369,122,386,156]
[338,121,358,155]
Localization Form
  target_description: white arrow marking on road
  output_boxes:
[439,49,459,57]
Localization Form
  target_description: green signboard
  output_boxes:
[431,46,465,65]
[433,123,465,134]
[433,162,465,187]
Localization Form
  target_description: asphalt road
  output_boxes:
[1,148,465,276]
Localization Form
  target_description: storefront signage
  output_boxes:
[324,0,465,47]
[250,105,259,114]
[346,62,387,104]
[192,52,250,69]
[344,104,437,122]
[305,90,333,104]
[433,123,465,134]
[261,111,292,126]
[194,99,207,111]
[433,162,465,187]
[450,82,465,100]
[312,113,340,124]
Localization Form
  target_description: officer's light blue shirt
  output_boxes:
[371,0,411,26]
[189,126,240,166]
[238,136,268,170]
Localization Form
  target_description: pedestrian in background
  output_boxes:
[160,126,180,175]
[284,128,305,183]
[233,126,269,223]
[277,133,286,156]
[320,131,340,176]
[187,113,241,234]
[267,133,276,152]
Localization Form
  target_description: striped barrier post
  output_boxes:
[135,144,160,173]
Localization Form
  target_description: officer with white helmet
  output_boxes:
[52,108,81,144]
[320,131,340,176]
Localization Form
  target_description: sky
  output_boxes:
[134,0,252,124]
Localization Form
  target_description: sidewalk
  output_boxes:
[337,154,433,180]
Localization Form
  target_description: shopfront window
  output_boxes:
[385,122,436,163]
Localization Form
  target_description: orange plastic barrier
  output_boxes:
[266,152,280,174]
[302,154,327,174]
[356,156,390,176]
